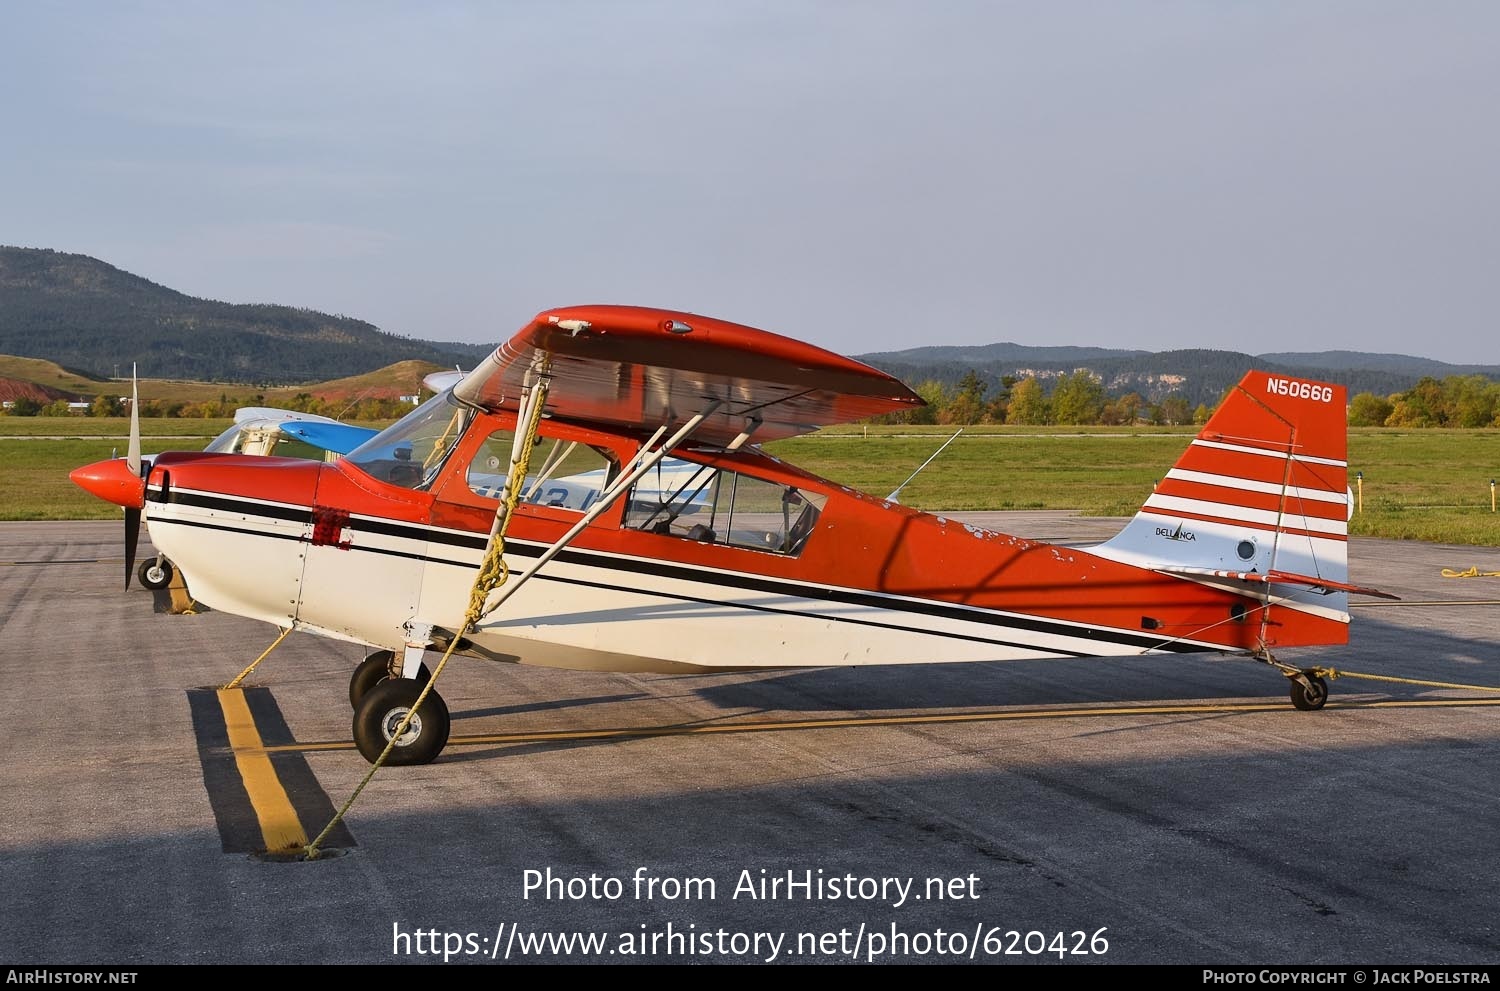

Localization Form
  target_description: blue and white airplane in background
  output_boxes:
[201,407,378,462]
[136,408,380,590]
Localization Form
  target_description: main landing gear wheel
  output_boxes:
[1289,672,1330,711]
[352,678,450,765]
[137,558,174,590]
[348,649,431,709]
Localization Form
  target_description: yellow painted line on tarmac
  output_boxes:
[0,557,126,566]
[217,689,309,852]
[253,695,1500,755]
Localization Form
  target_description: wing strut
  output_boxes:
[475,399,725,622]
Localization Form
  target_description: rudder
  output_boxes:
[1093,370,1354,613]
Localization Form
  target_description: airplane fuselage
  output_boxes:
[140,405,1347,675]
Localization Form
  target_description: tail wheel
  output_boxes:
[352,678,450,765]
[349,649,431,709]
[138,558,174,590]
[1290,673,1330,711]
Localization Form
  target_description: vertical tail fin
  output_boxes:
[1094,371,1365,609]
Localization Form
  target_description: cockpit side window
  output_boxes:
[623,461,824,555]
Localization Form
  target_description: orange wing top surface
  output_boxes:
[453,305,925,445]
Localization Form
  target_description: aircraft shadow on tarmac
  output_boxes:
[426,611,1499,770]
[685,612,1499,714]
[449,692,649,721]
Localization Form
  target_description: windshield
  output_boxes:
[343,389,473,490]
[203,424,244,453]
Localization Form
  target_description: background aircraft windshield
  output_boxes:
[344,390,473,489]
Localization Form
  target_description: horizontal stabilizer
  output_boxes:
[1152,564,1400,600]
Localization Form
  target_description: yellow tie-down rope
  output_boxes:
[222,627,293,690]
[302,385,550,860]
[1309,666,1500,695]
[1160,597,1500,699]
[1441,566,1500,579]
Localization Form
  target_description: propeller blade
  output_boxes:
[125,365,143,589]
[124,507,141,590]
[126,363,141,477]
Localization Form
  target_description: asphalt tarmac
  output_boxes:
[1,517,1497,966]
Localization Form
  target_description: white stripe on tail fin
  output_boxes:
[1092,370,1389,619]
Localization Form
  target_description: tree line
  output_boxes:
[3,392,417,420]
[872,371,1500,427]
[6,372,1497,428]
[1346,375,1500,428]
[874,372,1212,426]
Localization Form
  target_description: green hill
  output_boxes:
[0,353,445,405]
[0,246,491,383]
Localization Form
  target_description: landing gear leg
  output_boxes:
[349,649,431,709]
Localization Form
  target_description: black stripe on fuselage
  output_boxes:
[159,488,313,524]
[153,516,437,565]
[151,489,1212,655]
[159,488,489,550]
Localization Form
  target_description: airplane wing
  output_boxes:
[452,305,925,444]
[232,406,301,425]
[280,420,379,456]
[423,369,466,393]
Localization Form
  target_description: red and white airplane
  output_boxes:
[71,304,1392,765]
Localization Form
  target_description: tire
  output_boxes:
[138,558,174,590]
[1290,673,1329,711]
[348,650,431,709]
[352,678,450,765]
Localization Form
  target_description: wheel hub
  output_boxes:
[381,707,421,746]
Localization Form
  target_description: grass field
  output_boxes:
[0,416,238,436]
[4,418,1497,545]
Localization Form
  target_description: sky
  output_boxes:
[3,2,1497,364]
